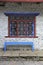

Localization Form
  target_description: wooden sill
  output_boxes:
[5,36,38,38]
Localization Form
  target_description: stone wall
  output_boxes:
[0,3,43,49]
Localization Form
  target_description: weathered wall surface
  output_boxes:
[0,3,43,49]
[0,61,43,65]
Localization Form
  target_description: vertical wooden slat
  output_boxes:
[34,17,36,37]
[16,20,18,37]
[8,16,10,36]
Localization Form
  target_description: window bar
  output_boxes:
[8,16,10,36]
[16,20,18,37]
[32,21,34,36]
[34,17,36,37]
[25,21,27,36]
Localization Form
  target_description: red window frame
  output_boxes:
[5,16,38,38]
[0,0,43,2]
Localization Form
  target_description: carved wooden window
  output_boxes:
[4,12,39,38]
[9,16,34,37]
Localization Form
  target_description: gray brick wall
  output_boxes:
[0,3,43,49]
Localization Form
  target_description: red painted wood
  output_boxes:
[34,17,36,37]
[0,0,43,2]
[8,16,10,36]
[10,20,33,22]
[5,36,38,38]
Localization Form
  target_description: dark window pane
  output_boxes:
[10,21,17,36]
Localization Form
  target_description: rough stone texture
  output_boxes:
[0,61,43,65]
[0,3,43,49]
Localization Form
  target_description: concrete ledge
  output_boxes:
[0,50,43,57]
